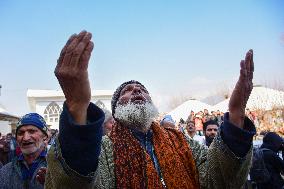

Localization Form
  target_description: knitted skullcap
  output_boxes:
[160,115,175,126]
[111,80,147,117]
[16,113,48,137]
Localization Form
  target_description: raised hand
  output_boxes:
[229,49,254,128]
[55,31,94,124]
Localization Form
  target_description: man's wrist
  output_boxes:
[66,102,89,125]
[228,112,245,128]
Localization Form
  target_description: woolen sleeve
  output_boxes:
[221,112,256,157]
[58,102,105,176]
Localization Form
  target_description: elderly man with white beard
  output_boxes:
[0,113,48,189]
[45,31,256,189]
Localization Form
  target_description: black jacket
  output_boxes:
[258,132,284,189]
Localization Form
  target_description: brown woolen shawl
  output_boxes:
[109,122,200,189]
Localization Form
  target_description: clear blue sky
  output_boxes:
[0,0,283,115]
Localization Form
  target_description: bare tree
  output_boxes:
[261,79,284,92]
[168,94,193,110]
[202,82,231,105]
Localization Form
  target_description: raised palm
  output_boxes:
[229,49,254,128]
[54,31,94,124]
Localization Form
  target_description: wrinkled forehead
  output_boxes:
[119,83,149,96]
[18,125,41,132]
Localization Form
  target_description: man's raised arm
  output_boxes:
[192,50,256,189]
[219,49,256,158]
[45,31,105,189]
[229,49,254,128]
[55,31,93,124]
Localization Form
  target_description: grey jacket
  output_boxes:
[0,157,46,189]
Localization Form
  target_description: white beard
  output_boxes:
[21,140,45,155]
[114,101,159,132]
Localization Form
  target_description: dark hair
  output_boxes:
[262,132,284,152]
[179,118,185,124]
[203,120,219,131]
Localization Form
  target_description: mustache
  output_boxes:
[114,101,159,130]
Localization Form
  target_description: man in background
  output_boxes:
[203,120,219,147]
[185,120,205,145]
[102,110,114,136]
[251,132,284,189]
[0,113,48,189]
[160,115,176,129]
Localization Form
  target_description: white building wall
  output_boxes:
[27,89,113,130]
[35,101,64,115]
[91,99,111,111]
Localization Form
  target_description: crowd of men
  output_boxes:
[0,132,17,168]
[0,30,283,189]
[249,109,284,138]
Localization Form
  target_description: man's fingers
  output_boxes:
[38,167,47,173]
[77,30,87,41]
[63,37,79,63]
[59,34,77,60]
[65,31,87,53]
[244,50,254,100]
[36,167,47,184]
[229,49,255,128]
[69,32,92,68]
[60,34,77,57]
[37,170,43,176]
[249,49,254,70]
[61,31,87,66]
[239,60,247,79]
[36,174,42,180]
[56,34,77,71]
[36,175,44,184]
[249,49,254,81]
[80,41,94,70]
[245,50,252,74]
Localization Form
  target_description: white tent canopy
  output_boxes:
[168,99,213,122]
[212,86,284,111]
